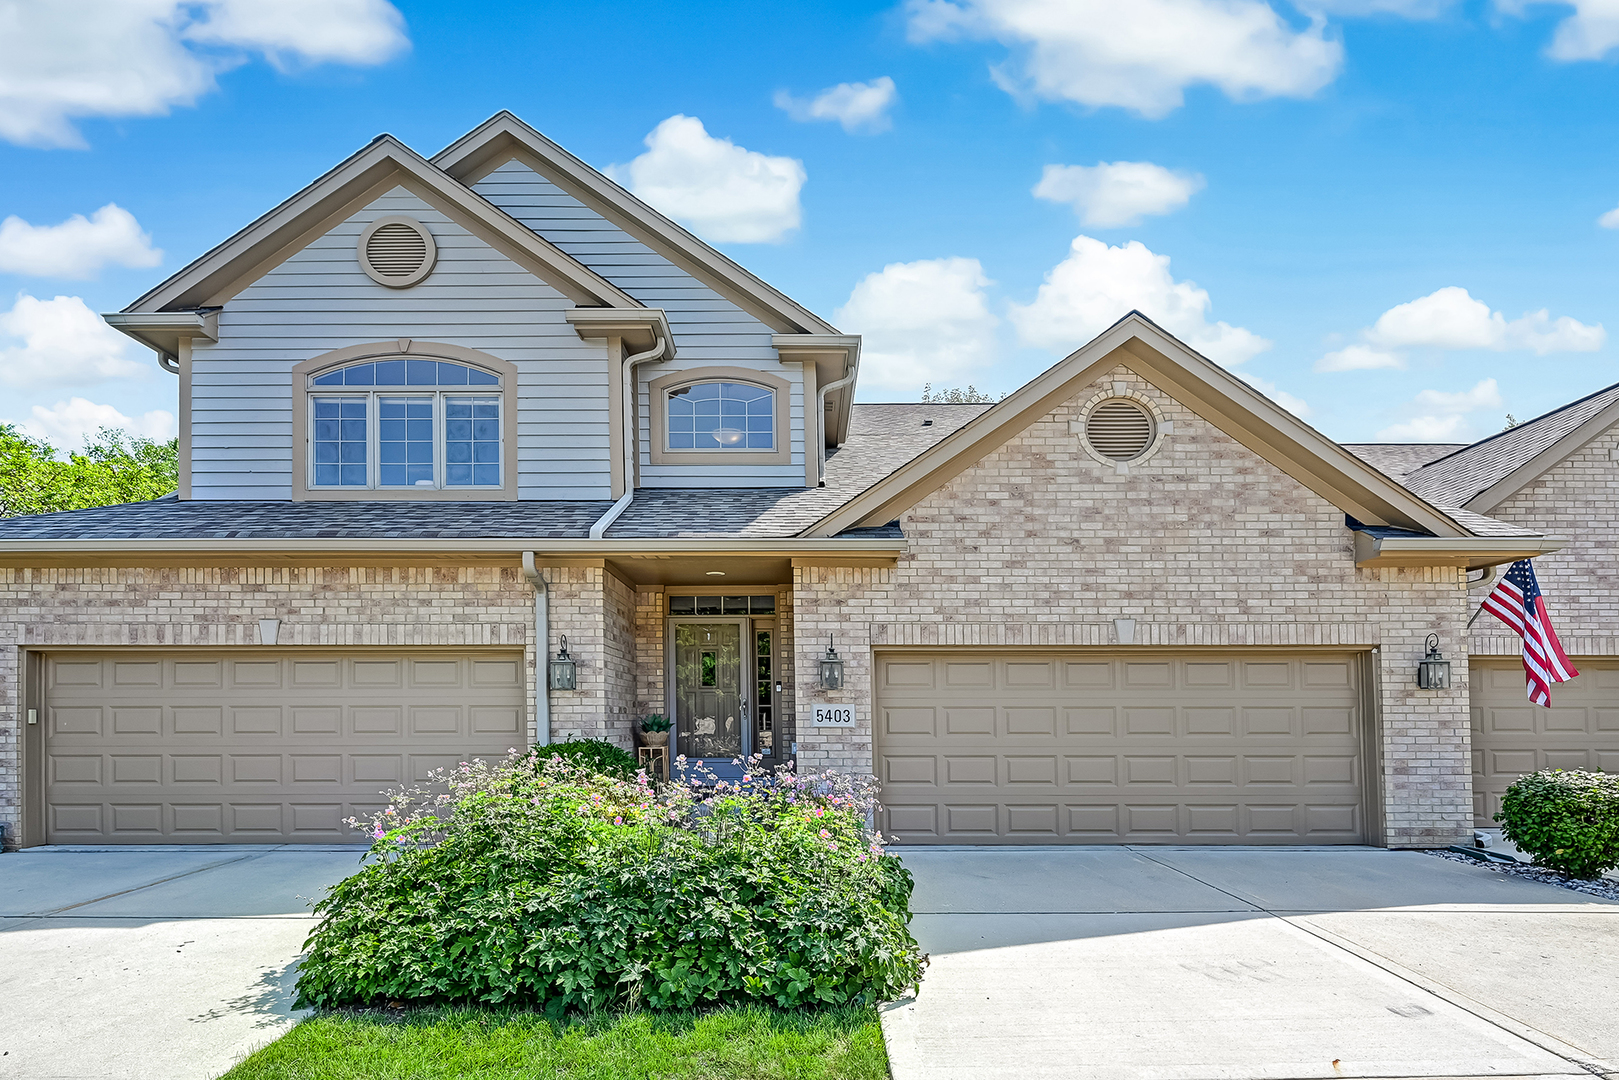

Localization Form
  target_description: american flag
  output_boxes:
[1479,559,1578,707]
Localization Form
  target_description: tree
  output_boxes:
[0,426,178,517]
[920,383,1002,404]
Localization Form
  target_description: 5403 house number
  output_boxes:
[812,705,856,725]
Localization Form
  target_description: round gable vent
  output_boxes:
[358,216,436,288]
[1084,398,1154,461]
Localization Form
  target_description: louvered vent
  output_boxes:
[358,217,436,287]
[1084,399,1154,460]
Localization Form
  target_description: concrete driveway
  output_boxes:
[0,846,366,1080]
[885,847,1619,1080]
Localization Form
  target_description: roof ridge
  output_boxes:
[1408,378,1619,477]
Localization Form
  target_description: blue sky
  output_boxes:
[3,0,1619,449]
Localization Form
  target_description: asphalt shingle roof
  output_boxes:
[1400,382,1619,507]
[1342,443,1467,480]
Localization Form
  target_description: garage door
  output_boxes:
[43,650,525,844]
[874,651,1366,845]
[1470,658,1619,828]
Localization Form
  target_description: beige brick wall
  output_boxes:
[1469,425,1619,658]
[0,560,634,846]
[793,367,1474,847]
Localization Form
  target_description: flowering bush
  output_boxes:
[529,736,637,780]
[294,752,925,1014]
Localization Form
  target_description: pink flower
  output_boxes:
[372,827,385,839]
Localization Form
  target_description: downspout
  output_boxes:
[589,333,669,539]
[521,551,551,746]
[814,351,859,485]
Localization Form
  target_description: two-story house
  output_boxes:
[0,113,1580,851]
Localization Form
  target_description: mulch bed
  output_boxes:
[1424,848,1619,902]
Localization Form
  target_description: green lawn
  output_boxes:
[220,1005,891,1080]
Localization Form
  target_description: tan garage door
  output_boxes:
[875,651,1366,845]
[1470,658,1619,828]
[44,650,525,844]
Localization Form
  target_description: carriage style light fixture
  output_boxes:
[1416,634,1451,690]
[818,635,844,690]
[549,635,578,691]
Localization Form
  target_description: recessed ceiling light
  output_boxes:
[706,571,725,576]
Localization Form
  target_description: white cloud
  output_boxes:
[1367,286,1604,355]
[0,0,408,148]
[0,204,162,279]
[1033,162,1204,227]
[1376,377,1502,441]
[606,116,806,244]
[1008,236,1271,366]
[1314,344,1404,371]
[1599,204,1619,228]
[1238,373,1312,417]
[15,397,175,449]
[1500,0,1619,61]
[835,257,999,392]
[904,0,1342,118]
[774,77,898,133]
[1296,0,1455,14]
[0,294,147,387]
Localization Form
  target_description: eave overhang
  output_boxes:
[101,311,218,360]
[565,308,675,355]
[1351,532,1566,570]
[772,334,860,446]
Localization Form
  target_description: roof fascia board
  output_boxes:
[102,311,217,358]
[0,536,906,559]
[1352,531,1566,569]
[566,307,674,355]
[804,315,1469,538]
[773,334,860,446]
[1463,398,1619,513]
[127,136,637,313]
[432,114,837,335]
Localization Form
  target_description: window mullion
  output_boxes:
[369,391,380,490]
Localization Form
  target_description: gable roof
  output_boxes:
[433,112,838,337]
[1342,443,1468,480]
[121,133,639,316]
[804,312,1477,539]
[1401,381,1619,512]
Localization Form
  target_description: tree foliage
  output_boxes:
[0,426,177,518]
[920,383,1002,404]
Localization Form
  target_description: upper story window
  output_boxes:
[307,359,503,490]
[667,381,775,451]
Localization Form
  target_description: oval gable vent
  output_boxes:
[1084,399,1154,461]
[358,216,436,288]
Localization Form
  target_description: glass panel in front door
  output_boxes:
[675,622,744,761]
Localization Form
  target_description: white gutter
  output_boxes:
[521,551,551,746]
[814,352,859,485]
[589,334,669,539]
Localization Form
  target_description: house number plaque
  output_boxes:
[811,705,856,725]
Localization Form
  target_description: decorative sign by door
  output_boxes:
[812,705,856,725]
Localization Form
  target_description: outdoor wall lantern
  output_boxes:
[818,635,844,690]
[1416,634,1452,690]
[549,635,578,691]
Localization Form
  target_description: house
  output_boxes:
[0,112,1586,851]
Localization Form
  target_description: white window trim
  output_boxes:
[307,389,505,492]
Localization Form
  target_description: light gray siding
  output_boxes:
[189,186,613,500]
[473,160,807,489]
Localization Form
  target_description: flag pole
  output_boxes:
[1466,602,1487,631]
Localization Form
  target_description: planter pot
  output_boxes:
[639,730,669,748]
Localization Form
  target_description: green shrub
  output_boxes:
[295,755,924,1014]
[528,737,637,780]
[1496,769,1619,879]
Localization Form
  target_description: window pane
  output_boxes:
[668,381,773,451]
[406,359,438,385]
[311,369,345,386]
[694,595,721,615]
[669,595,694,614]
[749,595,775,614]
[380,395,433,486]
[311,397,366,486]
[436,361,468,385]
[374,359,405,385]
[467,367,499,385]
[722,596,749,614]
[342,363,375,386]
[445,395,500,487]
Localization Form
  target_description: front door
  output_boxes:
[672,620,748,780]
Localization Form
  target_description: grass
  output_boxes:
[219,1004,891,1080]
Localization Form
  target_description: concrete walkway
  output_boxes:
[0,846,366,1080]
[884,847,1619,1080]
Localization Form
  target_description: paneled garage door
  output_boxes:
[874,651,1367,845]
[43,650,525,844]
[1470,658,1619,828]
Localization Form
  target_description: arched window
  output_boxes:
[306,358,504,489]
[666,381,775,451]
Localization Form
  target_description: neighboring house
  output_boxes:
[0,113,1578,853]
